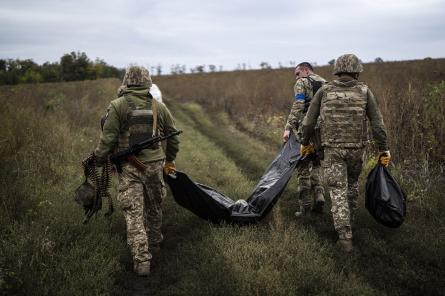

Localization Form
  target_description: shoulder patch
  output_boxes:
[295,93,305,101]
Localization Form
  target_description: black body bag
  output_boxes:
[165,132,302,225]
[365,164,407,228]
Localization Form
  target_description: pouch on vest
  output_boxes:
[365,163,406,228]
[126,97,159,150]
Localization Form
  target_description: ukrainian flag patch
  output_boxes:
[295,93,305,101]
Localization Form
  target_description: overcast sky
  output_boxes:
[1,0,444,72]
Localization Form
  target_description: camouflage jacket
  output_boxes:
[284,73,327,131]
[301,76,389,151]
[95,87,180,163]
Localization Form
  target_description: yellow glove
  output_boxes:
[163,161,176,175]
[377,151,391,167]
[300,144,315,156]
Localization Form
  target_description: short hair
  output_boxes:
[296,62,313,71]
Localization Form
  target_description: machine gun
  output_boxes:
[110,130,182,173]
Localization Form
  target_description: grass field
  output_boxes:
[155,58,445,163]
[1,61,444,295]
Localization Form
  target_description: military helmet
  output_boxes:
[122,66,152,88]
[333,54,363,75]
[74,181,96,212]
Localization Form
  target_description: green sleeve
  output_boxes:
[158,103,180,161]
[300,88,323,145]
[366,89,389,151]
[94,102,121,162]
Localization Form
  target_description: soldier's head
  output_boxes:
[122,65,152,88]
[294,62,314,79]
[333,54,363,78]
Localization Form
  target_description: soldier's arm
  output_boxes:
[158,103,180,161]
[366,89,389,151]
[300,88,322,145]
[94,103,120,162]
[284,80,307,131]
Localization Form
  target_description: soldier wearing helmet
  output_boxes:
[95,65,180,275]
[283,62,327,217]
[300,54,390,252]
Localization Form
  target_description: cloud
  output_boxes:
[0,0,443,71]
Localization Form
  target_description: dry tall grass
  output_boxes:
[155,59,445,164]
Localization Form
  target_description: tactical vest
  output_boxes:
[319,83,369,148]
[118,95,159,151]
[304,76,325,112]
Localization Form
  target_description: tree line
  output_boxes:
[0,51,124,85]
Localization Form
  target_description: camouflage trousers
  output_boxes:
[322,147,364,238]
[117,160,166,264]
[296,159,324,207]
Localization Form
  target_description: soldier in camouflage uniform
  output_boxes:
[300,54,391,252]
[283,62,326,217]
[95,66,180,275]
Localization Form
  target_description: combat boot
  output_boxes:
[295,205,312,218]
[312,191,325,213]
[134,260,150,277]
[337,230,353,253]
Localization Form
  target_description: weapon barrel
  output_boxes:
[110,130,182,164]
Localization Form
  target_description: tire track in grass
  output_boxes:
[173,102,277,180]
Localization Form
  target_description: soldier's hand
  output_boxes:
[300,144,315,156]
[282,130,290,142]
[377,151,391,167]
[163,161,176,175]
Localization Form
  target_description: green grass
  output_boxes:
[1,79,444,296]
[176,102,278,180]
[0,79,130,295]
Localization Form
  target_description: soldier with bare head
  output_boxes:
[300,54,390,252]
[283,62,327,217]
[95,65,180,275]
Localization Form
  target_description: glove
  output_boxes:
[163,161,176,175]
[377,151,391,167]
[300,144,315,156]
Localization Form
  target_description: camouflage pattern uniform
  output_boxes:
[117,161,166,263]
[95,66,179,270]
[285,73,326,212]
[301,54,388,241]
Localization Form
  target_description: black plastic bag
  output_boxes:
[166,132,302,224]
[365,163,407,228]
